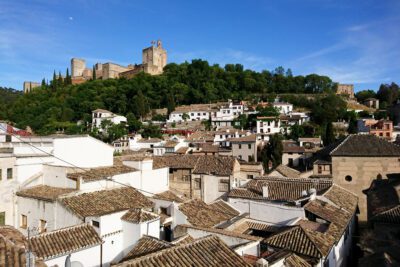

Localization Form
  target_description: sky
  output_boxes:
[0,0,399,91]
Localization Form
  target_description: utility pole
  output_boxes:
[27,227,31,267]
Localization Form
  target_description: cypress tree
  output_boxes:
[92,65,96,80]
[52,70,57,90]
[65,68,70,85]
[58,71,63,87]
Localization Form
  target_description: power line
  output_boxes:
[0,125,244,219]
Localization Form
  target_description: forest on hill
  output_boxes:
[1,60,338,134]
[0,59,398,136]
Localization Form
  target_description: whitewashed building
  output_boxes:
[211,100,245,128]
[272,101,293,114]
[92,109,127,131]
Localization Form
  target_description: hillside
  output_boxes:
[3,60,339,134]
[0,87,22,120]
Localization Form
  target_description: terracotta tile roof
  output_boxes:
[192,156,236,176]
[228,134,257,143]
[372,206,400,224]
[153,155,200,169]
[230,219,288,235]
[265,224,335,259]
[67,165,136,182]
[228,177,332,202]
[0,226,47,267]
[323,184,358,214]
[163,140,179,148]
[176,224,261,241]
[330,134,400,157]
[303,200,351,240]
[185,131,215,142]
[209,200,241,218]
[30,224,102,260]
[0,226,28,267]
[298,137,321,143]
[176,147,189,154]
[274,164,301,178]
[153,155,237,176]
[137,138,162,143]
[283,143,305,153]
[60,187,153,218]
[120,236,173,262]
[121,209,159,223]
[178,199,239,228]
[284,253,311,267]
[113,235,252,267]
[152,190,187,203]
[171,234,195,245]
[16,185,76,202]
[364,179,400,224]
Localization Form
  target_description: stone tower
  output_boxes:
[142,40,167,75]
[71,58,86,77]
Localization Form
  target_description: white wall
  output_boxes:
[53,136,113,168]
[201,174,231,203]
[227,198,305,224]
[44,244,102,267]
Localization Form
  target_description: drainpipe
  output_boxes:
[100,243,103,267]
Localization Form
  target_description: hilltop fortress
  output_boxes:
[71,40,167,84]
[23,40,167,92]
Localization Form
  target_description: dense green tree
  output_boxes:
[261,134,283,172]
[288,124,305,140]
[166,93,175,115]
[92,66,96,80]
[355,89,376,103]
[377,83,399,106]
[126,112,142,132]
[141,123,162,138]
[323,122,335,146]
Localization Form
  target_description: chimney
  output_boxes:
[262,185,269,198]
[256,258,269,267]
[309,188,317,200]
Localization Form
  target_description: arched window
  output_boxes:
[377,174,383,180]
[345,175,352,182]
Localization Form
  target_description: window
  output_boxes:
[220,135,223,139]
[318,165,322,174]
[345,175,352,182]
[5,135,11,142]
[248,144,252,149]
[92,220,100,228]
[39,220,47,233]
[169,168,173,174]
[238,144,242,149]
[7,168,12,180]
[218,179,229,192]
[197,113,200,116]
[20,215,27,229]
[191,113,194,116]
[288,158,294,167]
[247,175,254,179]
[194,178,201,189]
[0,169,2,181]
[181,175,190,182]
[203,113,206,116]
[386,132,390,137]
[0,212,5,226]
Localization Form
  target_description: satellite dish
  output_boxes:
[71,262,84,267]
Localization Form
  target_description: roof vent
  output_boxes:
[262,186,269,198]
[256,258,269,267]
